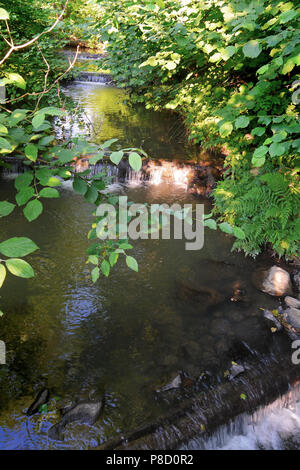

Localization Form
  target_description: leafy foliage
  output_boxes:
[98,0,300,257]
[0,3,141,314]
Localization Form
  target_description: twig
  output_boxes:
[0,0,69,66]
[4,46,80,107]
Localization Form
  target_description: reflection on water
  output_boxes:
[0,84,297,450]
[60,84,195,160]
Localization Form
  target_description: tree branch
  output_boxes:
[0,0,69,66]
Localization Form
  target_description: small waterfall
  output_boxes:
[100,351,300,450]
[87,159,195,189]
[73,72,112,85]
[184,383,300,450]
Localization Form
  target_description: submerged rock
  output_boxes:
[157,374,182,392]
[285,308,300,330]
[285,296,300,309]
[156,371,194,393]
[26,388,49,417]
[263,309,283,331]
[228,363,245,381]
[253,266,292,297]
[48,399,104,441]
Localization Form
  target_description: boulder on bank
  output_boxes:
[253,266,293,297]
[285,296,300,309]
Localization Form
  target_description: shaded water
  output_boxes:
[60,83,196,161]
[0,82,299,450]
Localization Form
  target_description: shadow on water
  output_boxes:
[0,81,299,450]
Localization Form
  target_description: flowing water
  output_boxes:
[0,75,299,450]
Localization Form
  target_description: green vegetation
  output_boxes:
[99,0,300,257]
[0,1,142,309]
[0,0,299,315]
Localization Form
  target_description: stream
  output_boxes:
[0,65,299,450]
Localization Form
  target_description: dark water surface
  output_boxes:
[0,83,298,450]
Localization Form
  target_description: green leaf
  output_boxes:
[6,73,26,90]
[126,255,138,272]
[25,143,38,162]
[0,124,8,135]
[32,113,45,129]
[0,137,12,152]
[278,10,298,24]
[165,61,177,70]
[39,176,61,187]
[39,404,48,413]
[73,177,88,195]
[0,8,9,20]
[38,135,54,146]
[242,40,262,58]
[101,138,118,148]
[89,152,104,165]
[16,187,34,206]
[0,237,38,257]
[5,258,34,278]
[282,59,295,74]
[235,116,250,129]
[110,151,123,165]
[109,252,119,267]
[269,142,285,157]
[204,219,217,230]
[145,57,158,67]
[253,145,268,158]
[252,146,268,166]
[9,109,29,125]
[91,266,100,283]
[257,64,269,75]
[57,149,75,163]
[0,201,15,217]
[251,127,265,137]
[129,152,142,172]
[0,264,6,288]
[88,255,98,265]
[233,227,246,240]
[40,106,65,117]
[23,199,43,222]
[15,172,33,190]
[101,259,110,277]
[219,222,233,234]
[39,188,60,198]
[84,185,98,204]
[209,53,221,63]
[220,46,236,60]
[219,122,233,138]
[118,242,133,250]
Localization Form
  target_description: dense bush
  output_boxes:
[98,0,300,258]
[0,0,72,105]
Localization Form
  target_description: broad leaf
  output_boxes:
[23,199,43,222]
[5,258,34,278]
[39,188,60,198]
[242,40,262,58]
[0,237,38,257]
[129,152,142,172]
[126,255,138,272]
[0,201,15,217]
[0,264,6,288]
